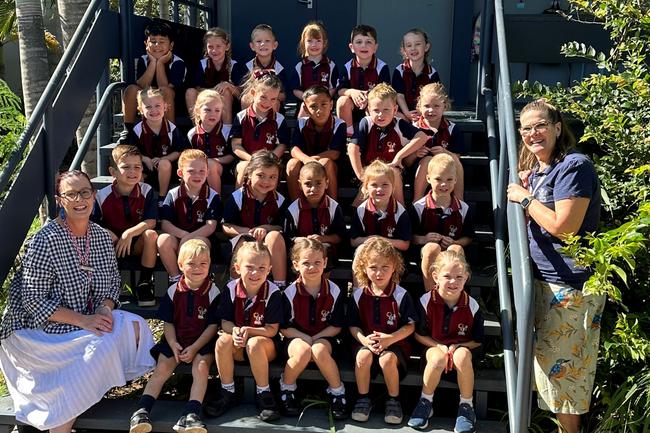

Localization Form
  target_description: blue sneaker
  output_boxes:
[407,398,433,430]
[454,403,476,433]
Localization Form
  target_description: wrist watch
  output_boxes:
[521,195,535,209]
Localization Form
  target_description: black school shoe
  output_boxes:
[329,393,348,420]
[136,280,155,307]
[173,412,207,433]
[256,390,281,422]
[204,390,238,417]
[279,389,300,417]
[129,408,152,433]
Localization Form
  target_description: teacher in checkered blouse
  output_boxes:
[0,171,156,433]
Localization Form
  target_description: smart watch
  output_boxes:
[521,195,535,210]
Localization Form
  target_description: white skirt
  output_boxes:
[0,310,155,430]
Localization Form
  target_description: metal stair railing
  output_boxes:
[476,0,536,432]
[0,0,119,284]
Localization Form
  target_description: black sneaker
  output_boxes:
[384,397,403,425]
[256,390,281,422]
[351,396,372,422]
[279,389,300,417]
[204,390,238,417]
[407,398,434,430]
[136,280,155,307]
[329,393,348,420]
[173,412,207,433]
[129,408,152,433]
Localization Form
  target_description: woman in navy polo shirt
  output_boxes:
[507,99,604,433]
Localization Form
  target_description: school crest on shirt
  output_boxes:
[386,312,396,326]
[217,145,225,156]
[161,144,169,156]
[441,141,449,149]
[448,225,458,238]
[253,312,264,326]
[387,226,395,238]
[320,72,329,84]
[387,141,396,153]
[320,309,329,322]
[196,211,204,223]
[457,323,468,336]
[197,306,207,320]
[266,133,276,145]
[320,224,328,236]
[368,81,377,90]
[537,187,552,203]
[136,208,143,218]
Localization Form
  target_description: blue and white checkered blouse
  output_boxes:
[0,220,121,339]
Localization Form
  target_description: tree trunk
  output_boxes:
[57,0,98,177]
[159,0,169,20]
[15,0,49,118]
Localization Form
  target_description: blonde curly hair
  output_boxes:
[352,237,404,288]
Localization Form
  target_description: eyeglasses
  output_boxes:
[519,121,550,136]
[58,188,94,201]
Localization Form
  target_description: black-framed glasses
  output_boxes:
[519,121,550,136]
[58,188,94,201]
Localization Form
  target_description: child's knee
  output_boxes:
[157,233,178,250]
[355,349,374,368]
[143,229,158,244]
[422,242,442,260]
[246,336,268,355]
[265,231,285,249]
[286,158,302,177]
[378,351,398,369]
[160,86,175,101]
[217,333,234,350]
[124,84,140,101]
[193,356,212,377]
[336,96,352,110]
[425,347,447,370]
[157,159,172,173]
[453,347,473,370]
[448,244,465,255]
[311,342,332,361]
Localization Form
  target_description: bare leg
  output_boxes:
[161,86,176,122]
[336,96,355,132]
[216,334,236,384]
[413,156,433,201]
[235,161,249,188]
[421,242,442,292]
[185,87,199,115]
[122,84,141,124]
[556,414,581,433]
[321,158,338,200]
[246,336,277,387]
[189,354,213,402]
[157,233,180,277]
[378,351,400,397]
[354,348,373,395]
[141,355,179,398]
[208,159,224,194]
[282,338,312,385]
[391,167,405,204]
[422,347,447,394]
[140,229,159,268]
[311,339,342,389]
[453,347,475,399]
[221,88,234,125]
[157,159,173,197]
[265,231,286,281]
[285,158,303,201]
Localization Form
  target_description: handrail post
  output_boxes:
[119,0,133,83]
[43,107,56,218]
[96,66,111,176]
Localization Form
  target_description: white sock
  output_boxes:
[169,274,181,283]
[327,384,345,396]
[346,125,354,137]
[256,385,271,394]
[280,375,297,392]
[421,392,433,402]
[221,382,235,393]
[460,396,473,407]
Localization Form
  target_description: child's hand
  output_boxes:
[171,341,183,363]
[429,146,445,155]
[233,326,248,348]
[416,146,430,158]
[351,90,367,109]
[145,48,157,65]
[179,344,198,363]
[440,236,454,249]
[142,157,154,171]
[425,232,442,243]
[151,157,161,170]
[115,233,133,258]
[408,110,420,122]
[371,331,394,352]
[159,51,173,65]
[388,159,403,170]
[307,234,323,242]
[249,227,267,241]
[445,344,458,373]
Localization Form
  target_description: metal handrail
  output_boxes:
[70,81,128,171]
[0,0,107,194]
[477,0,536,431]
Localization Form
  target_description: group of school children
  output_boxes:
[102,17,483,433]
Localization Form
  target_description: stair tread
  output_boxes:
[0,396,505,432]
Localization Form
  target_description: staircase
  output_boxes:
[0,0,538,432]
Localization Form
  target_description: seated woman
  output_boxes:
[0,170,155,433]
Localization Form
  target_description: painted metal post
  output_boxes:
[119,0,133,83]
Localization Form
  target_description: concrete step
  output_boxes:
[0,397,506,433]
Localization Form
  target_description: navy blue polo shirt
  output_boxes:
[92,182,157,237]
[527,152,601,287]
[351,117,420,165]
[290,116,347,156]
[136,54,186,89]
[160,184,222,232]
[350,199,412,242]
[281,278,346,335]
[218,279,283,327]
[222,187,286,228]
[337,57,391,91]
